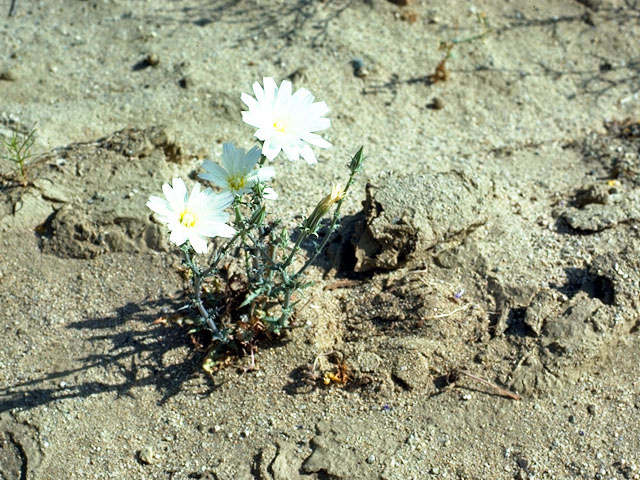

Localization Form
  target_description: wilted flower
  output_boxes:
[241,77,331,164]
[304,184,345,232]
[146,177,235,254]
[199,143,277,200]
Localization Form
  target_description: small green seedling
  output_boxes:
[1,126,36,183]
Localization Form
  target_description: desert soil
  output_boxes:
[1,1,640,479]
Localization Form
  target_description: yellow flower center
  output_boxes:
[228,175,246,191]
[273,118,288,133]
[179,208,197,228]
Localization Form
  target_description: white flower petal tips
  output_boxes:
[146,177,235,254]
[241,77,331,164]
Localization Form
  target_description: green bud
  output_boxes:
[349,146,365,174]
[280,227,289,245]
[250,205,266,225]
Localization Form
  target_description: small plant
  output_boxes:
[1,126,36,184]
[430,12,492,84]
[147,78,364,371]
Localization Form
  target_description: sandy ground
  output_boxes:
[1,0,640,479]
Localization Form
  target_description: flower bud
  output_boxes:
[249,205,266,225]
[305,184,345,232]
[280,227,289,245]
[348,146,365,174]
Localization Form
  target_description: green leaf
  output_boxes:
[240,287,265,308]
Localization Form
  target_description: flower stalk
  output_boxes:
[147,77,364,367]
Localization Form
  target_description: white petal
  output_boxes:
[241,92,259,111]
[146,196,171,218]
[281,142,301,162]
[309,100,329,118]
[262,138,282,160]
[169,227,188,247]
[221,143,236,170]
[188,234,208,254]
[171,177,188,198]
[255,166,275,182]
[241,110,263,129]
[196,221,236,238]
[208,191,234,211]
[300,144,318,165]
[254,127,272,142]
[246,146,262,162]
[186,182,205,210]
[252,81,265,104]
[275,80,293,111]
[216,191,235,205]
[290,87,314,106]
[262,77,277,102]
[263,187,278,200]
[302,132,332,149]
[200,162,229,189]
[306,117,331,132]
[163,178,186,211]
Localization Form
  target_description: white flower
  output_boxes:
[146,177,235,254]
[199,143,278,200]
[241,77,331,164]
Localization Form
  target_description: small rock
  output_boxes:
[366,454,376,464]
[351,58,368,78]
[427,97,444,110]
[179,75,194,89]
[0,69,16,81]
[138,446,154,465]
[146,53,159,67]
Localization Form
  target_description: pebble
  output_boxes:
[428,97,445,110]
[138,446,154,465]
[146,53,159,67]
[351,58,368,78]
[0,69,16,81]
[179,75,194,89]
[367,454,376,464]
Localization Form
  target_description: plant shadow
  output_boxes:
[0,296,219,414]
[136,0,363,49]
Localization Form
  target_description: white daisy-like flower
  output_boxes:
[241,77,331,164]
[199,143,278,201]
[146,177,235,254]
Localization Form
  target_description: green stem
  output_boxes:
[282,227,311,269]
[183,247,221,337]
